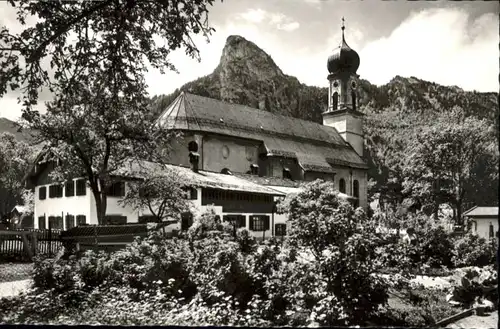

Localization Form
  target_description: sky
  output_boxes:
[0,0,498,121]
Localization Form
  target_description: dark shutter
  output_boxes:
[65,215,75,229]
[139,215,156,223]
[39,186,46,200]
[238,215,246,228]
[107,182,125,197]
[65,180,75,197]
[38,216,46,230]
[76,179,86,196]
[190,188,198,200]
[56,216,63,229]
[48,216,54,227]
[264,216,270,230]
[76,215,86,226]
[249,216,255,230]
[105,215,127,225]
[49,185,56,198]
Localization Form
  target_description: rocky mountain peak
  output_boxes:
[219,35,284,78]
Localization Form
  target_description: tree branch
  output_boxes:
[28,0,112,63]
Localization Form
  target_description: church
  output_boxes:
[29,23,369,237]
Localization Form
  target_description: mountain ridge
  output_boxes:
[150,35,497,124]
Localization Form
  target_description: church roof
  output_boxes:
[156,92,367,171]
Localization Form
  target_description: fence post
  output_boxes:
[21,232,33,261]
[48,220,52,257]
[32,231,38,256]
[94,224,98,249]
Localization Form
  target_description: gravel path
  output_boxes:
[446,311,498,328]
[0,279,32,298]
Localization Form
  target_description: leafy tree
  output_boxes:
[0,132,33,218]
[120,165,191,223]
[0,0,219,224]
[282,180,390,325]
[405,107,497,224]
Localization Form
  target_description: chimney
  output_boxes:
[189,151,200,173]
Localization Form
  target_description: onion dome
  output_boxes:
[327,18,360,74]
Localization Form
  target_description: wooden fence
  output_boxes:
[0,228,63,261]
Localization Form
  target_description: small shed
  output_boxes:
[463,206,498,240]
[9,205,34,229]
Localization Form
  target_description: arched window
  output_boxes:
[283,167,292,180]
[353,180,359,198]
[351,91,357,111]
[188,141,198,152]
[339,178,346,194]
[353,180,360,208]
[332,92,338,110]
[489,222,494,238]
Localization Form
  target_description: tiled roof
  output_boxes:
[156,92,367,171]
[113,160,285,196]
[232,172,301,188]
[463,206,498,217]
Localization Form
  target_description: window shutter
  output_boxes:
[39,187,46,200]
[238,215,246,228]
[65,215,75,229]
[249,216,255,231]
[56,216,63,229]
[38,216,46,230]
[264,216,270,230]
[48,216,55,228]
[76,179,86,196]
[76,215,86,226]
[65,181,75,197]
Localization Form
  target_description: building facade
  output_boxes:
[464,206,498,240]
[28,22,369,238]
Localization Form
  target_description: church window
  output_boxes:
[188,141,198,152]
[332,92,339,110]
[353,180,359,198]
[339,178,346,194]
[283,167,292,180]
[250,164,259,175]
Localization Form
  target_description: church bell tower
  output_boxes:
[322,18,364,158]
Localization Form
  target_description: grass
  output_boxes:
[0,263,33,283]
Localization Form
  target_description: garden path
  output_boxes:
[0,279,32,298]
[446,310,498,328]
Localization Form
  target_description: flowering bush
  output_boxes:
[282,180,392,325]
[452,233,497,268]
[0,181,455,327]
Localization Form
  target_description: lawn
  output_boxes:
[0,263,33,283]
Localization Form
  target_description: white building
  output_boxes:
[463,206,498,240]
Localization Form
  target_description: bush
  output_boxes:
[448,265,498,308]
[452,234,497,268]
[383,287,458,326]
[1,184,465,327]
